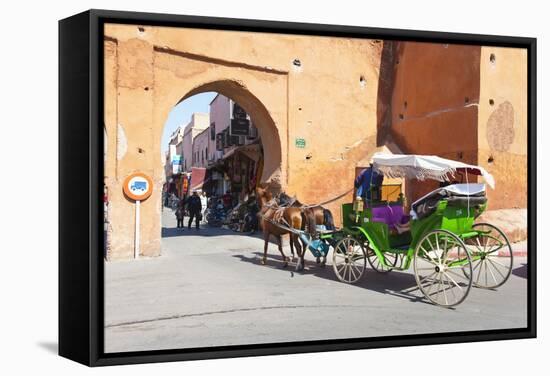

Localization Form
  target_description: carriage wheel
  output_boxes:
[464,223,513,289]
[332,237,366,284]
[367,248,398,273]
[414,229,472,307]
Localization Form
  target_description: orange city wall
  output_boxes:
[104,24,384,260]
[387,42,527,209]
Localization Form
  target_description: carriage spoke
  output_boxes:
[420,245,438,265]
[440,274,449,305]
[486,257,507,280]
[442,236,451,264]
[425,277,437,296]
[419,271,437,285]
[443,271,463,291]
[349,264,357,281]
[485,259,498,285]
[485,256,509,269]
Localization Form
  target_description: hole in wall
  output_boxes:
[292,59,301,67]
[489,99,494,106]
[404,101,408,109]
[490,53,496,64]
[305,153,312,160]
[359,75,366,87]
[465,97,470,104]
[138,27,145,33]
[488,155,494,163]
[138,147,145,154]
[399,114,404,120]
[144,87,149,91]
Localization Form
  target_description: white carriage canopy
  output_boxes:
[372,153,495,189]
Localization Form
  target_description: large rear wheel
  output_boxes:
[464,223,513,289]
[414,229,472,308]
[332,237,367,284]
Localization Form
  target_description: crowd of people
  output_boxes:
[164,188,259,233]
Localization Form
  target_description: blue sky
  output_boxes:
[161,92,217,153]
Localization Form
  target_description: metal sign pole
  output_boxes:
[134,200,141,259]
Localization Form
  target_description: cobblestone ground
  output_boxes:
[104,208,528,353]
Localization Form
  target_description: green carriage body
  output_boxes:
[339,184,488,271]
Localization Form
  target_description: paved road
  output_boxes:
[104,209,528,353]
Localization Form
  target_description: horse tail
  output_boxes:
[301,208,317,238]
[323,208,335,230]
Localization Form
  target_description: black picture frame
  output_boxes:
[59,9,537,367]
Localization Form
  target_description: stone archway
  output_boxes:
[104,24,384,260]
[105,36,289,260]
[168,79,284,188]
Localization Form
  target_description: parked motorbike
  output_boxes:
[206,204,228,227]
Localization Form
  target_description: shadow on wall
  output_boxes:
[376,40,399,147]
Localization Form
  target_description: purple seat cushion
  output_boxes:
[371,205,405,229]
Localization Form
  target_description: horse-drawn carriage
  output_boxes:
[308,154,513,307]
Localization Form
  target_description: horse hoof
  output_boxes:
[316,257,321,264]
[261,258,267,265]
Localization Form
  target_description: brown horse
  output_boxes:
[256,185,315,270]
[275,192,335,265]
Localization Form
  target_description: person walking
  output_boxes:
[200,191,208,224]
[187,191,202,230]
[175,199,185,229]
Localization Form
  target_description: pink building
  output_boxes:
[208,94,230,163]
[182,113,209,172]
[192,127,209,168]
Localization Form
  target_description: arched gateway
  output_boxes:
[103,24,383,260]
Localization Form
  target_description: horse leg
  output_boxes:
[289,235,296,261]
[261,230,269,265]
[277,235,289,267]
[293,234,305,272]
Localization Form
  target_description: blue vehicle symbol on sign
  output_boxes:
[131,181,147,192]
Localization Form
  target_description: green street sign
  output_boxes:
[295,138,306,148]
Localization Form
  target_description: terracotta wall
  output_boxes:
[389,42,482,204]
[477,47,528,210]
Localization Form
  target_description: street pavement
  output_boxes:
[104,208,528,353]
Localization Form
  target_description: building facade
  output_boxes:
[104,23,527,260]
[182,113,209,173]
[192,127,209,169]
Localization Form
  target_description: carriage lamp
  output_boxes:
[353,197,364,212]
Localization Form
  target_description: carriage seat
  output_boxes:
[371,204,408,230]
[411,183,487,220]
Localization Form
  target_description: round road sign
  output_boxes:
[122,172,153,201]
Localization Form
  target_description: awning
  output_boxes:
[372,153,495,189]
[189,167,207,191]
[222,143,261,162]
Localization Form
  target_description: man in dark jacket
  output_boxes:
[187,191,202,229]
[355,164,384,201]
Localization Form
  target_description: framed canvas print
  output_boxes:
[59,9,536,366]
